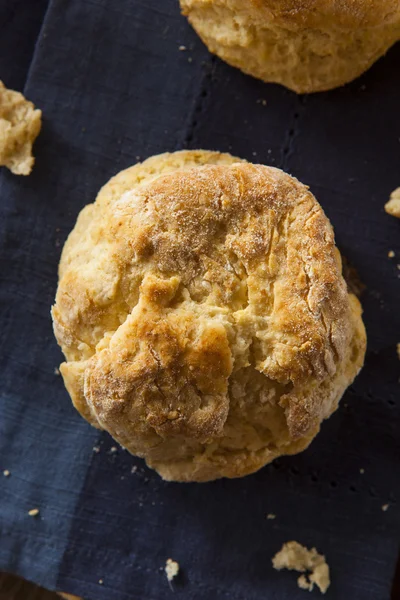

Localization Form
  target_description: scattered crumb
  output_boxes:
[3,469,10,477]
[359,468,365,474]
[54,367,60,376]
[397,344,400,360]
[267,513,276,520]
[179,45,187,51]
[98,579,104,585]
[28,508,40,517]
[93,446,100,453]
[110,446,117,453]
[388,250,395,258]
[385,188,400,219]
[252,151,257,156]
[382,504,389,512]
[272,541,330,594]
[188,57,193,63]
[0,80,42,175]
[135,156,141,161]
[165,558,180,583]
[256,98,267,106]
[131,465,137,473]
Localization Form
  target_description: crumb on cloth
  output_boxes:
[0,80,42,175]
[165,558,179,582]
[272,541,330,594]
[28,508,40,517]
[385,188,400,219]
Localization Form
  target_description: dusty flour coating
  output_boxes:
[52,150,366,482]
[272,540,330,594]
[0,81,42,175]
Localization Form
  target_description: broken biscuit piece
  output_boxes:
[272,541,330,594]
[385,188,400,219]
[165,558,179,582]
[0,80,42,175]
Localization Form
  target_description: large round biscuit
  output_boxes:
[52,150,366,481]
[180,0,400,93]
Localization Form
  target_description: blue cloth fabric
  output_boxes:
[0,1,399,598]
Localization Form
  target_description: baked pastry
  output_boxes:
[179,0,400,93]
[52,150,366,482]
[0,81,42,175]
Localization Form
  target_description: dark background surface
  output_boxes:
[0,1,399,598]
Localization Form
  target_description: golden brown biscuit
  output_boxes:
[179,0,400,93]
[52,150,366,482]
[0,81,42,175]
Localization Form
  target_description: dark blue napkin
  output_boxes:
[0,1,399,598]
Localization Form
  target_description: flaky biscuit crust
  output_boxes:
[52,150,366,481]
[180,0,400,92]
[0,81,42,175]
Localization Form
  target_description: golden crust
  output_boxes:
[179,0,400,93]
[0,81,42,175]
[52,150,366,482]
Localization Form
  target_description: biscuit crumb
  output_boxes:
[397,344,400,360]
[131,465,137,473]
[0,80,42,175]
[267,513,276,520]
[93,446,100,453]
[110,446,117,453]
[188,57,193,63]
[3,469,10,477]
[382,503,389,512]
[179,45,187,51]
[388,250,395,258]
[54,367,60,376]
[359,468,365,474]
[272,541,330,594]
[165,558,179,582]
[28,508,40,517]
[385,188,400,219]
[98,579,104,585]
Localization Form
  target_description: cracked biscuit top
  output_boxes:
[52,150,366,481]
